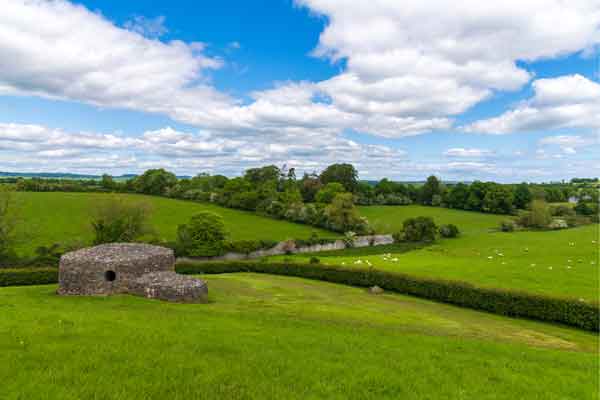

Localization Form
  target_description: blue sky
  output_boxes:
[0,0,598,182]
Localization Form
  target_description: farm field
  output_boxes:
[12,192,335,257]
[0,273,597,400]
[359,205,507,235]
[282,206,600,301]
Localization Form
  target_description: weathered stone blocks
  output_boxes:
[58,243,207,302]
[129,271,208,303]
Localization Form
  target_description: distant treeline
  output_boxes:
[3,164,598,227]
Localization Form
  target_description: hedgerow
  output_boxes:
[176,260,600,332]
[2,260,597,332]
[0,267,58,287]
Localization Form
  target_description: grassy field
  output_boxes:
[1,273,597,399]
[359,205,507,235]
[281,206,600,300]
[12,192,335,257]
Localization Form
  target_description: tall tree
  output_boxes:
[514,183,532,209]
[420,175,441,205]
[131,169,177,195]
[319,163,358,192]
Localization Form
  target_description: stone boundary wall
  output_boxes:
[180,234,394,263]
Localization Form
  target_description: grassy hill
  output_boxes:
[359,205,507,235]
[282,206,599,301]
[1,274,596,399]
[13,192,335,257]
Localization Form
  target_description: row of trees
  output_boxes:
[126,165,370,234]
[5,164,598,221]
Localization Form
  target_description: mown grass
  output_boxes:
[280,206,600,301]
[12,192,335,257]
[1,273,597,399]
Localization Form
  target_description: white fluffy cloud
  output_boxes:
[538,134,598,155]
[465,75,600,133]
[299,0,600,136]
[1,0,600,180]
[1,0,599,140]
[0,122,408,176]
[0,0,229,117]
[444,148,493,158]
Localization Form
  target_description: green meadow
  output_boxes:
[12,192,334,257]
[359,205,507,235]
[0,274,597,400]
[280,206,600,301]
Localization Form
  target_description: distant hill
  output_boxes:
[0,172,191,180]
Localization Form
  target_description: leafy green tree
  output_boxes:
[319,163,358,192]
[514,183,532,209]
[244,165,280,186]
[355,181,376,205]
[445,183,469,209]
[280,186,303,206]
[324,193,369,233]
[131,169,177,195]
[299,172,322,202]
[230,191,260,210]
[315,182,346,204]
[483,185,514,214]
[217,177,253,206]
[518,200,552,228]
[420,175,442,205]
[374,178,396,195]
[399,216,437,242]
[101,174,115,190]
[176,212,229,257]
[466,181,489,211]
[91,197,152,245]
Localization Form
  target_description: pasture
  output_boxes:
[0,274,597,400]
[12,192,334,257]
[359,205,507,235]
[283,206,600,301]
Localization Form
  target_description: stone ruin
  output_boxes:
[58,243,208,303]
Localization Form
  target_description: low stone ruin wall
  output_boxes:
[180,234,394,263]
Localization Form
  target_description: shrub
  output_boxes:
[176,212,229,257]
[295,232,337,247]
[0,267,58,287]
[175,260,600,332]
[439,224,459,238]
[500,220,516,232]
[518,200,552,229]
[309,256,320,264]
[574,201,594,216]
[91,197,152,245]
[550,204,575,217]
[343,231,356,248]
[31,244,63,266]
[392,231,406,243]
[225,240,278,254]
[400,216,437,242]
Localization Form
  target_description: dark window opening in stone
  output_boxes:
[105,270,116,282]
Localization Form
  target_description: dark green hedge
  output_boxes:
[0,268,58,287]
[176,260,600,332]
